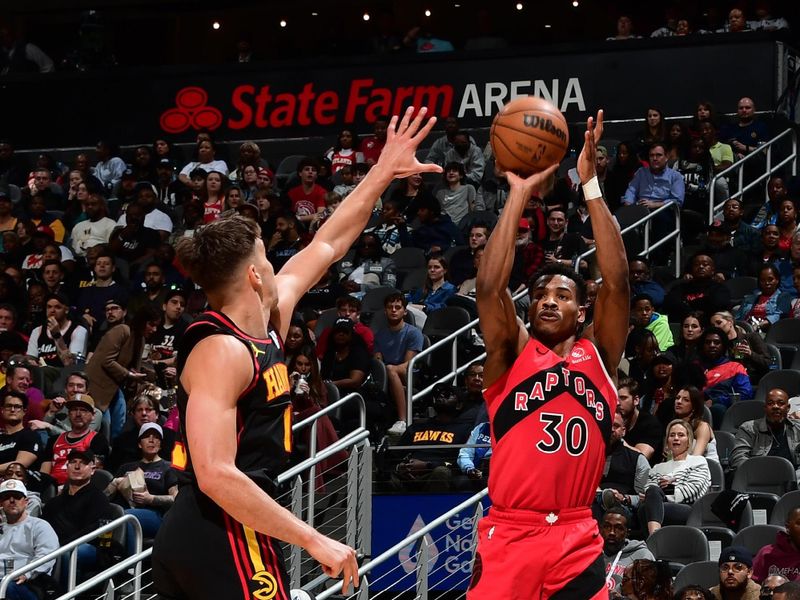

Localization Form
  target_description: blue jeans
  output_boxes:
[124,508,163,555]
[101,389,127,441]
[4,581,39,600]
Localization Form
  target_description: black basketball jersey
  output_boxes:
[172,310,293,494]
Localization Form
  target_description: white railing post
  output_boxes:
[415,537,429,600]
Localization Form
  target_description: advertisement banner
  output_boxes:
[0,38,779,149]
[370,493,488,592]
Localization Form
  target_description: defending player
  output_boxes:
[470,110,628,599]
[152,108,441,600]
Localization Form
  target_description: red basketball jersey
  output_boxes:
[484,337,617,511]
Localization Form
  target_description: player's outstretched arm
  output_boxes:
[578,110,629,373]
[275,107,442,335]
[476,165,557,387]
[183,336,358,593]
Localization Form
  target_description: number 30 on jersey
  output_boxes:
[536,413,588,456]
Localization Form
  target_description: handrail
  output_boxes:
[0,514,143,599]
[708,128,798,223]
[314,489,489,600]
[293,392,366,432]
[56,548,153,600]
[575,200,682,279]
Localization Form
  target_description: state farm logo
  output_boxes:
[160,87,223,134]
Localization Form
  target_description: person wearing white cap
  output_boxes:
[0,478,59,599]
[105,422,177,555]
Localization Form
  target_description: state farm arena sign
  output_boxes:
[1,37,779,148]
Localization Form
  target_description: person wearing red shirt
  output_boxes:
[287,158,327,226]
[359,118,389,166]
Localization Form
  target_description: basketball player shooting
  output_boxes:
[152,107,441,600]
[471,110,629,599]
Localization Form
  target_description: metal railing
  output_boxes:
[708,127,798,223]
[0,514,143,600]
[575,200,682,279]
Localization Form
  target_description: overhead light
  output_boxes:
[280,19,287,27]
[544,23,552,28]
[454,2,461,6]
[363,12,370,21]
[572,0,579,6]
[211,21,220,30]
[311,11,318,16]
[425,9,432,16]
[516,2,523,9]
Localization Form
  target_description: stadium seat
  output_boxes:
[399,267,427,292]
[314,308,339,339]
[361,286,400,314]
[443,245,467,263]
[755,369,800,403]
[392,247,427,271]
[92,469,114,491]
[707,458,725,492]
[723,276,757,307]
[766,319,800,367]
[732,524,783,557]
[368,358,388,395]
[686,491,753,549]
[646,525,709,572]
[764,343,783,371]
[719,400,765,433]
[731,456,797,521]
[423,307,473,338]
[445,294,478,321]
[714,430,737,469]
[769,491,800,526]
[275,155,305,189]
[457,210,498,234]
[673,561,721,591]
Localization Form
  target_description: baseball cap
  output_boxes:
[597,145,608,158]
[708,219,726,232]
[105,297,127,310]
[0,479,27,498]
[138,422,164,439]
[332,317,355,332]
[121,169,136,181]
[164,287,188,304]
[67,448,96,463]
[258,167,274,180]
[66,393,95,411]
[719,546,753,567]
[518,218,530,231]
[157,157,173,169]
[44,291,70,307]
[33,225,55,239]
[651,351,677,366]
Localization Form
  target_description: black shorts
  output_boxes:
[152,486,290,600]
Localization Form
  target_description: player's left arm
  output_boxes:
[274,107,441,337]
[579,110,629,374]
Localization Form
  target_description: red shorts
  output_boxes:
[467,506,607,600]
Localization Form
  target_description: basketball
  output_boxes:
[490,97,569,176]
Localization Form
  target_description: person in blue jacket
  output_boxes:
[458,421,492,487]
[406,254,456,326]
[397,195,464,253]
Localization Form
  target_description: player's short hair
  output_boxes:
[617,376,639,397]
[176,213,262,293]
[528,263,587,305]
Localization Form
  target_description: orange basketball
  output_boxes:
[490,96,569,176]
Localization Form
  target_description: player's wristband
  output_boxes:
[582,176,602,200]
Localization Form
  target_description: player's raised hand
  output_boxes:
[376,106,443,179]
[577,109,604,185]
[504,164,558,201]
[306,533,360,594]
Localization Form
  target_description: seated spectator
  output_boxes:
[316,296,374,358]
[457,246,484,298]
[621,143,685,210]
[704,220,753,280]
[752,506,800,584]
[0,478,59,599]
[0,362,45,423]
[674,385,718,462]
[177,140,228,186]
[758,224,785,267]
[326,129,364,174]
[26,192,65,243]
[297,268,345,315]
[4,463,43,517]
[735,264,792,334]
[625,329,660,401]
[620,559,672,600]
[629,257,665,308]
[86,305,161,440]
[148,288,188,370]
[0,304,29,350]
[406,254,457,327]
[128,264,170,317]
[731,388,800,476]
[109,202,161,271]
[449,223,489,287]
[641,420,711,535]
[319,318,370,399]
[617,377,663,464]
[663,253,732,322]
[435,162,476,226]
[307,191,341,234]
[107,390,175,473]
[674,585,715,600]
[40,393,109,486]
[0,391,41,472]
[105,423,177,555]
[286,158,327,226]
[358,117,388,166]
[390,173,436,221]
[442,133,484,190]
[631,293,673,351]
[457,420,491,489]
[26,293,88,367]
[711,547,761,600]
[711,310,770,384]
[601,508,654,596]
[374,293,425,436]
[118,184,173,242]
[337,232,397,295]
[42,449,116,574]
[425,117,473,167]
[199,171,226,223]
[397,196,464,254]
[722,197,762,255]
[597,411,650,520]
[717,7,753,32]
[772,581,800,600]
[507,218,545,298]
[266,213,306,274]
[778,233,800,294]
[69,193,116,258]
[721,97,771,162]
[28,371,102,438]
[753,176,789,230]
[92,141,127,193]
[700,122,734,175]
[776,199,800,255]
[648,353,678,422]
[77,250,129,330]
[364,198,404,255]
[542,207,585,268]
[699,327,754,427]
[606,14,641,40]
[390,384,471,492]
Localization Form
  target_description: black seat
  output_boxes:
[770,490,800,526]
[423,307,473,379]
[708,458,725,492]
[391,247,427,271]
[686,491,753,549]
[714,430,737,469]
[646,525,709,572]
[674,561,721,592]
[720,400,765,433]
[731,456,798,521]
[766,319,800,369]
[723,276,758,307]
[399,267,427,292]
[755,369,800,402]
[732,524,783,557]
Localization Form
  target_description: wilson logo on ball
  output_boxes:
[522,114,568,142]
